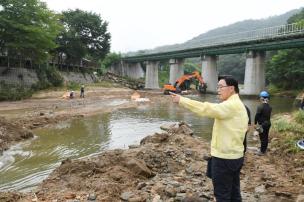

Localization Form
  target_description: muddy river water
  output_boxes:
[0,94,296,192]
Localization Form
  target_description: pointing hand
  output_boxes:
[169,92,180,103]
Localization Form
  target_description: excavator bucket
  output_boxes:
[163,84,176,95]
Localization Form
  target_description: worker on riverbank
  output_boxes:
[80,85,85,98]
[69,91,74,99]
[171,77,248,202]
[254,91,272,155]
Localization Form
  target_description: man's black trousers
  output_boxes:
[211,156,244,202]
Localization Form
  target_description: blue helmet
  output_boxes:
[259,91,269,98]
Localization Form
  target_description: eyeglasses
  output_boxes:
[217,85,230,89]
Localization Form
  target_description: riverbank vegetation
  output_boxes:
[271,110,304,167]
[0,0,112,101]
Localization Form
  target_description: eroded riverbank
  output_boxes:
[0,87,303,201]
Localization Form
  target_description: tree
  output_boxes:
[0,0,62,65]
[56,9,111,66]
[266,8,304,90]
[184,62,200,74]
[267,49,304,89]
[217,54,246,83]
[101,52,121,69]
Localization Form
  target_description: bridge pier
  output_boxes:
[124,62,144,79]
[145,61,159,89]
[169,59,184,85]
[201,55,218,93]
[244,51,265,95]
[110,61,144,79]
[109,61,123,75]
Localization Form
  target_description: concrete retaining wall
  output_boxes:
[60,71,96,84]
[0,67,38,86]
[0,66,96,86]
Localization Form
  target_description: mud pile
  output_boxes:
[0,117,33,154]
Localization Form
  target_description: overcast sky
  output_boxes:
[43,0,303,53]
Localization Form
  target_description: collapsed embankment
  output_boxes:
[0,118,33,155]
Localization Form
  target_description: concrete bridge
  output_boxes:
[114,23,304,95]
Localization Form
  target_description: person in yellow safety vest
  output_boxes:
[171,77,248,202]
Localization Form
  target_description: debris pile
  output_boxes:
[104,72,145,90]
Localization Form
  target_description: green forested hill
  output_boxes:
[126,8,303,84]
[148,8,301,53]
[189,9,300,40]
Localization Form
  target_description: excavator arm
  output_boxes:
[163,71,207,94]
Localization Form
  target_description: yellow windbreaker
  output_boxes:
[180,94,248,159]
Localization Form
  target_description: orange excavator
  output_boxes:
[163,71,207,94]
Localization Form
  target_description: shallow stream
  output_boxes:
[0,94,296,191]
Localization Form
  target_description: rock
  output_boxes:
[296,194,304,202]
[165,186,176,197]
[182,195,205,202]
[176,193,187,200]
[275,191,292,198]
[120,192,133,201]
[32,123,41,127]
[129,196,144,202]
[125,158,154,178]
[178,186,187,193]
[265,181,276,188]
[254,185,266,193]
[137,182,147,190]
[160,123,178,132]
[21,131,34,139]
[184,149,193,156]
[151,194,161,202]
[129,144,140,149]
[64,193,76,199]
[87,193,97,200]
[140,132,169,145]
[172,122,193,136]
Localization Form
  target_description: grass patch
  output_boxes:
[0,82,33,101]
[271,112,304,154]
[294,110,304,124]
[267,84,301,98]
[159,69,169,87]
[66,81,80,91]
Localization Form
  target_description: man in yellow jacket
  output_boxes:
[171,77,248,202]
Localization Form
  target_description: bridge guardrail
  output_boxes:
[123,23,304,60]
[141,23,304,54]
[174,23,304,51]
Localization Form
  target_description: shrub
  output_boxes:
[0,82,33,101]
[294,110,304,124]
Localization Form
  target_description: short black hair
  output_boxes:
[223,77,239,93]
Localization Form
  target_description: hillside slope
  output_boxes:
[127,8,301,55]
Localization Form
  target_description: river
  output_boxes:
[0,94,296,192]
